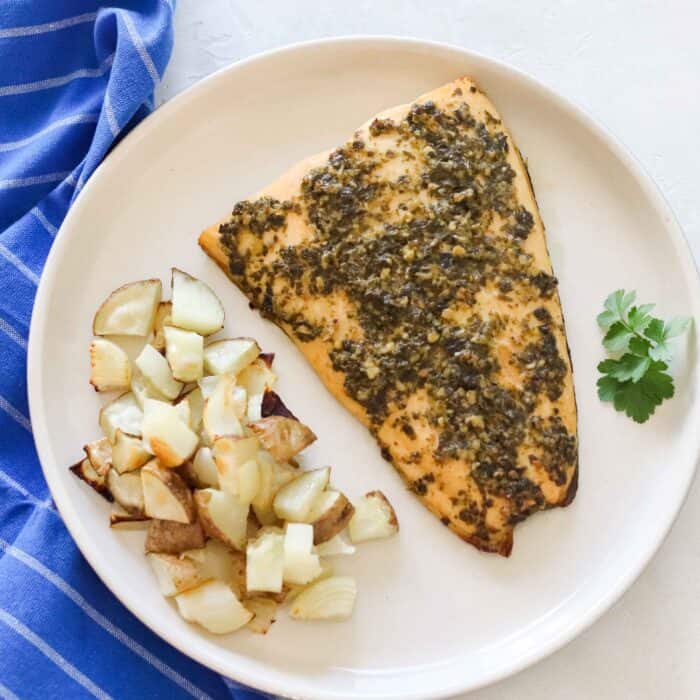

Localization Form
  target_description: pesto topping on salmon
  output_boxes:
[214,93,577,553]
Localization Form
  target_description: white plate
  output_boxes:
[28,37,700,699]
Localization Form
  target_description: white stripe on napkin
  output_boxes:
[0,113,99,153]
[103,92,120,137]
[121,13,160,85]
[0,318,27,349]
[0,243,40,284]
[0,395,32,432]
[31,208,58,237]
[0,540,214,700]
[0,172,70,191]
[0,680,21,700]
[0,609,112,700]
[0,53,114,97]
[0,469,50,510]
[0,12,97,39]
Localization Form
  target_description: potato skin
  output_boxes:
[70,458,113,502]
[142,461,196,523]
[152,301,172,352]
[365,490,399,531]
[110,513,149,530]
[249,416,316,462]
[260,389,296,420]
[147,553,207,596]
[312,493,355,545]
[176,461,200,489]
[83,437,112,476]
[245,597,278,635]
[145,519,205,554]
[193,490,244,551]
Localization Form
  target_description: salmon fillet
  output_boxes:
[199,77,578,556]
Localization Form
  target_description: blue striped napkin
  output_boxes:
[0,3,269,699]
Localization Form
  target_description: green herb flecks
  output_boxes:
[596,289,691,423]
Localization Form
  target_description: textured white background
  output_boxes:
[159,2,700,698]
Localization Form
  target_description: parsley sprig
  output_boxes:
[597,290,691,423]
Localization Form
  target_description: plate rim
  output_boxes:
[26,35,700,699]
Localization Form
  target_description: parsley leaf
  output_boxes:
[597,289,636,329]
[596,375,620,402]
[627,303,655,333]
[597,290,691,423]
[628,335,652,357]
[643,318,665,343]
[598,354,651,383]
[645,316,692,363]
[665,316,692,338]
[600,362,674,423]
[599,292,656,353]
[602,322,634,352]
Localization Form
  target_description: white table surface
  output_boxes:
[159,2,700,698]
